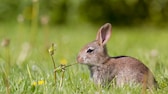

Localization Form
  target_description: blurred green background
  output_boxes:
[1,0,168,93]
[0,0,168,26]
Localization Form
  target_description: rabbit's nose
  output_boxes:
[77,55,83,63]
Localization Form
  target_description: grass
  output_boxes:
[0,23,168,94]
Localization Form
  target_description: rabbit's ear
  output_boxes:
[96,23,112,46]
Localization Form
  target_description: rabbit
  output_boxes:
[77,23,158,89]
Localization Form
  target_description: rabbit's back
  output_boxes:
[105,56,157,88]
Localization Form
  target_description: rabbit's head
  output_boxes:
[77,23,112,66]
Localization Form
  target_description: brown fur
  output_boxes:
[77,23,157,89]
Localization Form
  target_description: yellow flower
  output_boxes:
[32,80,45,86]
[32,82,37,86]
[60,59,67,65]
[38,80,45,85]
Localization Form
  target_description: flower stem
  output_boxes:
[51,55,56,85]
[59,68,65,88]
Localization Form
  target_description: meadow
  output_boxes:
[0,23,168,94]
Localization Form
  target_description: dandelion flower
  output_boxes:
[32,82,37,86]
[38,80,45,85]
[32,80,45,86]
[60,59,67,65]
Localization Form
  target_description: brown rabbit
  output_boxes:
[77,23,157,89]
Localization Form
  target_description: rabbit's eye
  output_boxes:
[86,48,94,53]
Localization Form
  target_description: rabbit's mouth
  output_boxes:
[77,55,88,64]
[77,55,102,66]
[76,55,83,64]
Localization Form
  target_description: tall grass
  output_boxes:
[0,23,168,94]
